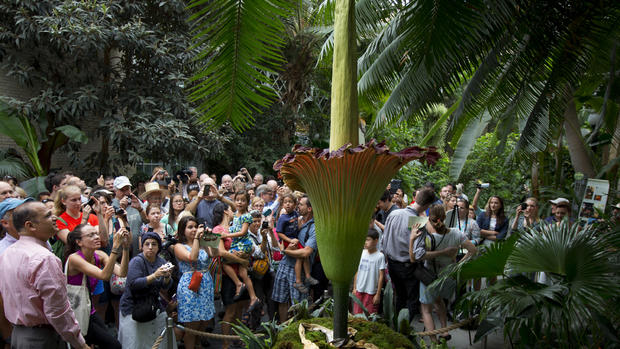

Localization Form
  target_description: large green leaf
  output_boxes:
[0,103,30,149]
[0,149,33,179]
[188,0,294,131]
[54,125,88,144]
[0,102,45,176]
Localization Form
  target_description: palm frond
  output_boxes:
[0,149,33,179]
[448,111,491,181]
[187,0,293,131]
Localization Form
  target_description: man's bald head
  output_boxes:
[12,201,43,233]
[267,180,278,192]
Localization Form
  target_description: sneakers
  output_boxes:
[305,276,319,286]
[293,282,309,293]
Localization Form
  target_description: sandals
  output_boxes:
[233,283,247,301]
[248,299,262,312]
[293,282,309,293]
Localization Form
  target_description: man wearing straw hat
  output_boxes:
[140,182,169,215]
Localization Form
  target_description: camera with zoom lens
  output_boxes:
[520,202,528,211]
[175,169,193,184]
[162,234,178,251]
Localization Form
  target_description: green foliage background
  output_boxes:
[370,122,529,209]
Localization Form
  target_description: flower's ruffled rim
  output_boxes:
[274,139,440,172]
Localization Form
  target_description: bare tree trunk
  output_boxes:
[563,98,596,178]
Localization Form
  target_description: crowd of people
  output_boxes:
[0,169,618,348]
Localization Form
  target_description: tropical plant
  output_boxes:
[230,318,280,349]
[433,221,620,347]
[349,0,620,182]
[0,0,221,174]
[187,0,294,130]
[0,101,87,178]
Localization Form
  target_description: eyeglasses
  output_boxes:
[80,232,98,239]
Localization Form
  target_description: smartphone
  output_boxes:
[113,220,121,232]
[83,198,96,208]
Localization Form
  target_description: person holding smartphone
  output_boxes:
[173,216,218,349]
[112,176,147,258]
[64,224,130,348]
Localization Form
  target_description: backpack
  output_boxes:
[51,216,68,263]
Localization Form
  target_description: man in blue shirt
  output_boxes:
[271,195,317,322]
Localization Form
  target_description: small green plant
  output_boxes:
[230,318,281,349]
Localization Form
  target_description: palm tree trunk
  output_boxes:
[563,98,596,178]
[329,0,358,150]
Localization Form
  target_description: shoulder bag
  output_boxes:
[65,262,90,335]
[132,255,161,322]
[413,227,445,286]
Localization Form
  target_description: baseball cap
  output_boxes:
[113,176,132,190]
[0,197,34,219]
[549,197,570,205]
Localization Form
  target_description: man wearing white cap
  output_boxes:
[111,176,146,257]
[544,198,571,225]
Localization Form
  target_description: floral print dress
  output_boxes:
[177,245,215,322]
[228,212,253,253]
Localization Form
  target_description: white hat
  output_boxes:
[113,176,132,190]
[549,197,570,205]
[140,182,168,200]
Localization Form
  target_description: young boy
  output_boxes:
[276,193,318,293]
[352,229,386,314]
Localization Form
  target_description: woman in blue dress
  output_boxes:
[173,215,218,349]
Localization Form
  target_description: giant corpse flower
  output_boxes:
[274,140,439,340]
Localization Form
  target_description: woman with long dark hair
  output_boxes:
[476,196,508,247]
[65,224,130,348]
[173,215,218,349]
[161,192,186,232]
